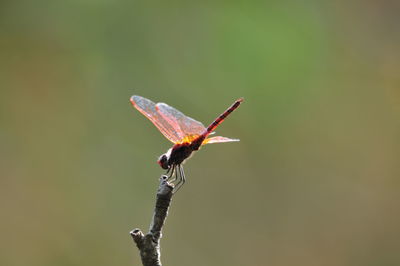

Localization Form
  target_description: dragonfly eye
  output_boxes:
[157,154,169,170]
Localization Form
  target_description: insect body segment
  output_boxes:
[205,98,243,136]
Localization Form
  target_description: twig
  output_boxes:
[130,175,174,266]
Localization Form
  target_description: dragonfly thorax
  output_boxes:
[157,143,195,170]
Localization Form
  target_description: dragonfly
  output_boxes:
[130,95,243,192]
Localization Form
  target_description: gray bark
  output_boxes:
[130,176,173,266]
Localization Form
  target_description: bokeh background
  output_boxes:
[1,1,399,266]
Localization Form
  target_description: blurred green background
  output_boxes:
[1,1,399,265]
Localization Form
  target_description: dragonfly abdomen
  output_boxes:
[168,143,194,165]
[205,98,243,136]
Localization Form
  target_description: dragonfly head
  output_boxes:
[157,148,172,170]
[157,154,169,169]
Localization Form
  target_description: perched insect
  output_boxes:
[130,95,243,192]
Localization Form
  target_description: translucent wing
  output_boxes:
[156,102,207,139]
[130,95,184,143]
[202,136,240,145]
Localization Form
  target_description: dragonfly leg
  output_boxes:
[165,166,172,175]
[172,165,186,193]
[165,165,175,181]
[173,165,181,185]
[179,165,186,187]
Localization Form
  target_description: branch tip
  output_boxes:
[130,228,143,236]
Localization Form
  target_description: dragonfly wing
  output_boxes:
[156,102,206,138]
[130,96,183,143]
[202,136,240,145]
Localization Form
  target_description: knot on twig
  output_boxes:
[130,228,145,249]
[157,175,174,197]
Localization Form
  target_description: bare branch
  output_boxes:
[130,176,173,266]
